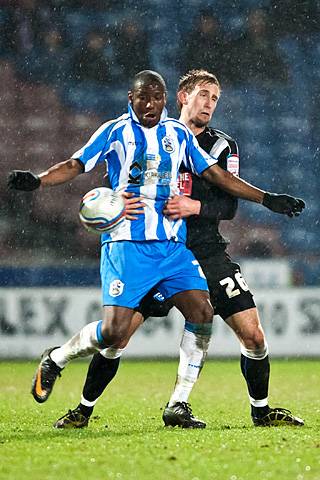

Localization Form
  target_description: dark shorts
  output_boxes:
[198,254,256,320]
[137,252,256,321]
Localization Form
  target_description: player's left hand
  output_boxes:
[163,195,201,220]
[121,192,145,220]
[263,192,305,217]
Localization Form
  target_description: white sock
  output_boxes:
[240,343,269,360]
[80,395,100,407]
[51,321,103,368]
[168,328,211,407]
[99,347,124,359]
[249,396,269,407]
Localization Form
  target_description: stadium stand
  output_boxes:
[1,0,319,286]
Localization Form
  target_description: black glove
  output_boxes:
[7,170,41,191]
[263,192,305,217]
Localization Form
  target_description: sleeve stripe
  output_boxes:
[83,151,102,172]
[209,137,229,159]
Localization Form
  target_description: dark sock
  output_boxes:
[78,352,121,417]
[78,403,94,418]
[240,353,270,418]
[251,404,270,418]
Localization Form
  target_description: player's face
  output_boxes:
[129,83,167,128]
[183,82,220,127]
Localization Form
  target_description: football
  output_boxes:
[79,187,125,234]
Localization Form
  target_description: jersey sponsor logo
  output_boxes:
[145,153,161,185]
[162,135,175,153]
[128,161,143,184]
[129,154,172,186]
[227,154,239,176]
[144,170,172,184]
[109,279,124,297]
[177,172,192,196]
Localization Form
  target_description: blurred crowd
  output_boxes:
[1,0,319,88]
[0,0,319,285]
[0,0,150,88]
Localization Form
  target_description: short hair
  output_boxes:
[131,70,167,93]
[177,69,221,110]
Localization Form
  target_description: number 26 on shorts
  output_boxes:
[219,272,249,299]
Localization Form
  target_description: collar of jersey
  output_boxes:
[128,103,168,125]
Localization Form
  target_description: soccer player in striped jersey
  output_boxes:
[8,70,304,427]
[51,70,304,430]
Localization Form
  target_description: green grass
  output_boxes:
[0,360,319,480]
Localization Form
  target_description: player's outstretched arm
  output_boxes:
[202,164,305,217]
[8,159,83,191]
[202,164,264,202]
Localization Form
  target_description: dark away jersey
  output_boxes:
[178,127,239,260]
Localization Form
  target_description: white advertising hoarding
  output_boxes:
[0,287,319,358]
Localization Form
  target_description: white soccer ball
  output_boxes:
[79,187,125,234]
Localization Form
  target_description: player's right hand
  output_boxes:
[121,192,145,220]
[7,170,41,191]
[163,195,201,220]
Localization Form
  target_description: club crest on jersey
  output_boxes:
[162,136,175,153]
[109,279,124,297]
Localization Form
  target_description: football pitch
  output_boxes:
[0,359,319,480]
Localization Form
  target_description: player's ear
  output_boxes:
[177,90,188,106]
[128,90,133,104]
[163,92,167,106]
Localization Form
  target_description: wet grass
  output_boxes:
[0,359,319,480]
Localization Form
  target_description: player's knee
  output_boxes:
[189,299,213,324]
[100,321,131,347]
[251,330,265,350]
[240,325,266,350]
[200,300,213,323]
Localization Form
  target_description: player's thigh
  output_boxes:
[170,289,213,324]
[208,264,256,322]
[138,288,172,319]
[225,307,266,349]
[202,261,265,344]
[157,243,209,311]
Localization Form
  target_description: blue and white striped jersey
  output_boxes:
[72,104,217,243]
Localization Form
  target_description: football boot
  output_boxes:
[162,402,206,429]
[31,347,62,403]
[54,407,89,429]
[252,407,304,426]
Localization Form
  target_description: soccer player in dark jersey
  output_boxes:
[161,69,303,428]
[52,69,304,429]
